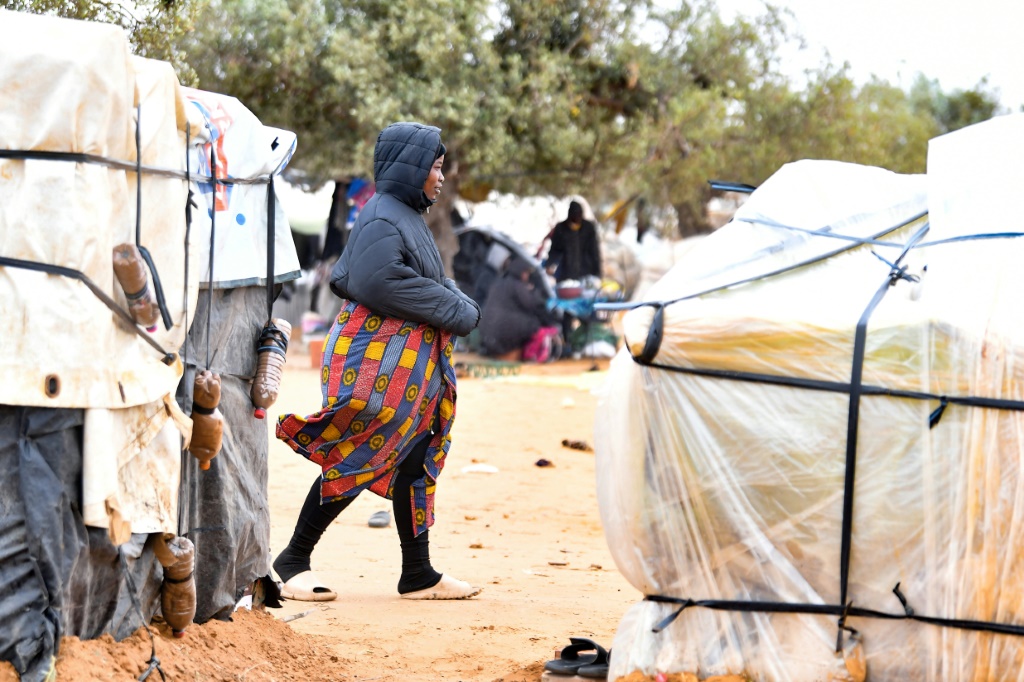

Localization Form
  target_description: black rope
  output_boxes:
[182,122,194,375]
[838,275,888,614]
[179,122,196,538]
[741,215,907,248]
[205,142,216,371]
[135,106,143,247]
[117,549,166,682]
[0,255,174,363]
[630,362,1024,415]
[0,147,271,185]
[130,106,172,331]
[917,231,1024,248]
[599,220,1024,317]
[266,175,276,322]
[137,246,173,331]
[645,593,1024,638]
[598,211,928,317]
[837,223,927,650]
[630,220,1024,644]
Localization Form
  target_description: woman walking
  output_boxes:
[274,122,481,601]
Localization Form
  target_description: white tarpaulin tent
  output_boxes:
[597,114,1024,681]
[0,10,299,680]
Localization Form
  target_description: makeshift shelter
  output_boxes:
[597,114,1024,680]
[453,223,555,306]
[0,11,298,681]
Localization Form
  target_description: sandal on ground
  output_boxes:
[368,510,391,528]
[544,638,607,676]
[399,574,482,600]
[280,570,337,602]
[577,648,611,679]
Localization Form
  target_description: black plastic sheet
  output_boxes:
[0,407,160,682]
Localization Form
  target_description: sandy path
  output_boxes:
[263,351,637,681]
[13,350,638,682]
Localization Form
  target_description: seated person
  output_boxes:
[478,258,561,362]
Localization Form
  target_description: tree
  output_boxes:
[181,0,522,272]
[910,75,1004,135]
[2,0,202,81]
[178,0,1003,247]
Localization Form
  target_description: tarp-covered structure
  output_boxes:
[0,11,299,681]
[597,114,1024,680]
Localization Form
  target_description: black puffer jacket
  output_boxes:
[330,122,480,336]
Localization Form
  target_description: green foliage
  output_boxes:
[910,74,1004,135]
[9,0,1011,244]
[3,0,203,83]
[175,0,1011,239]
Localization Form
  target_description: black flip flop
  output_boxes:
[543,637,607,676]
[577,648,611,679]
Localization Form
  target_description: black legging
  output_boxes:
[273,433,442,594]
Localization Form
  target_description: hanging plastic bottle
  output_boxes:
[251,318,291,419]
[152,535,196,638]
[112,243,160,332]
[189,370,223,471]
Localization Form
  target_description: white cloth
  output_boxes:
[183,87,301,288]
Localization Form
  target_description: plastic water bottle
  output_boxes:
[112,243,159,332]
[251,318,291,419]
[189,370,223,471]
[153,535,196,638]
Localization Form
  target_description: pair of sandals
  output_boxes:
[544,637,610,679]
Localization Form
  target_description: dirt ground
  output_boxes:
[11,348,642,682]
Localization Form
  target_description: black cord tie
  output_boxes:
[871,251,920,285]
[893,582,915,617]
[257,320,290,356]
[118,549,166,681]
[631,303,664,365]
[162,570,195,585]
[835,600,859,653]
[137,245,173,331]
[132,105,173,332]
[205,140,217,371]
[647,595,694,633]
[0,256,175,363]
[929,398,949,429]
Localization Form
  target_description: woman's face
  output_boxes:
[423,155,444,200]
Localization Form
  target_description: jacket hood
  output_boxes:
[373,122,444,213]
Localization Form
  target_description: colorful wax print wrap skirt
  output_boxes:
[276,301,457,536]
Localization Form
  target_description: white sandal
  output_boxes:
[400,574,481,600]
[280,570,338,602]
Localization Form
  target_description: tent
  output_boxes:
[452,223,555,307]
[0,11,299,681]
[597,114,1024,680]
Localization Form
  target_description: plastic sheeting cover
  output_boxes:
[0,407,161,682]
[0,12,194,410]
[184,87,301,290]
[598,118,1024,681]
[177,285,273,622]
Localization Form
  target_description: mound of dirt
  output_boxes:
[0,608,341,682]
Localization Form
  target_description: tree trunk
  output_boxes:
[673,201,711,239]
[673,186,714,239]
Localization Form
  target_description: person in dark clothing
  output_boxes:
[273,122,482,602]
[478,258,560,361]
[544,200,602,283]
[544,201,603,355]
